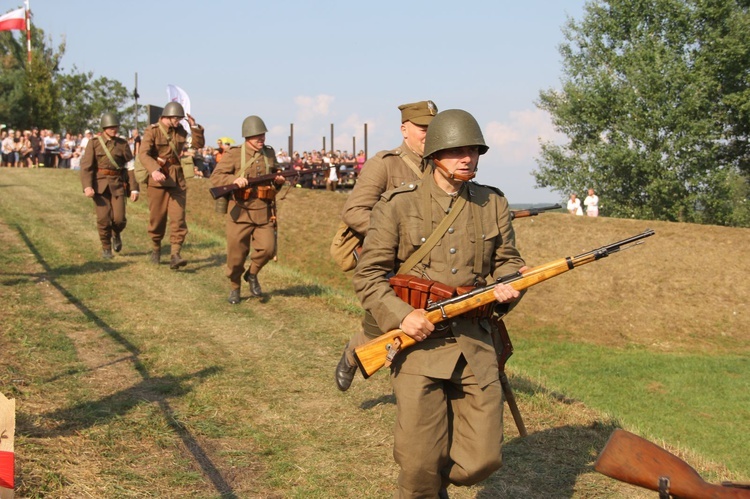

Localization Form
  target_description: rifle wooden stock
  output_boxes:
[353,229,655,378]
[510,203,562,220]
[595,429,750,498]
[208,166,329,200]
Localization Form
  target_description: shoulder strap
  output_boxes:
[397,188,467,274]
[239,145,272,177]
[398,150,424,179]
[96,135,120,169]
[158,123,181,160]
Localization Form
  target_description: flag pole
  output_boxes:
[25,0,31,64]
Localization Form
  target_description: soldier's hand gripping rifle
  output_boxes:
[595,429,750,498]
[208,166,331,200]
[510,203,562,220]
[353,229,655,378]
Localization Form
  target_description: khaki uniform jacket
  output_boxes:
[138,122,205,189]
[210,144,280,225]
[80,135,135,196]
[341,141,425,235]
[353,173,525,388]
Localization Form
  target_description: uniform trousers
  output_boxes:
[147,184,188,250]
[93,187,127,250]
[226,219,275,290]
[391,354,504,498]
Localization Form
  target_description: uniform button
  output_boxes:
[451,268,458,274]
[481,234,486,239]
[452,321,458,327]
[420,237,426,243]
[400,181,405,186]
[448,227,455,234]
[449,248,456,254]
[408,184,415,189]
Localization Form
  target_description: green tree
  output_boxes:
[0,16,137,135]
[535,0,750,226]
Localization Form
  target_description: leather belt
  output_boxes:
[98,168,121,176]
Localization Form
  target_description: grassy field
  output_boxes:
[0,168,748,498]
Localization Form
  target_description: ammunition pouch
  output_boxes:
[389,274,495,319]
[235,185,277,201]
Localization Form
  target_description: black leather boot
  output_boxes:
[335,344,357,392]
[112,233,122,252]
[243,270,263,296]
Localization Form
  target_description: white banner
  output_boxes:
[166,84,191,134]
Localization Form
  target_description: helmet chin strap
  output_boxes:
[433,158,477,182]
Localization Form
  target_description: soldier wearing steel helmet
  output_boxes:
[352,109,526,498]
[210,115,284,304]
[334,99,438,391]
[138,101,205,269]
[80,113,138,259]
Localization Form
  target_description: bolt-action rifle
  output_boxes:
[509,203,562,220]
[352,229,655,378]
[208,166,330,200]
[595,429,750,498]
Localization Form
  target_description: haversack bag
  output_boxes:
[180,156,196,179]
[330,222,364,272]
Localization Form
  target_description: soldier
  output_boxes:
[335,99,438,391]
[210,116,284,304]
[80,113,139,259]
[138,102,205,269]
[352,109,525,498]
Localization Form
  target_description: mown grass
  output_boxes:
[0,167,747,498]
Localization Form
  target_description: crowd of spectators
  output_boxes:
[1,126,98,169]
[191,137,367,190]
[1,125,367,190]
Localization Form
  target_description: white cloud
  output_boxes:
[484,108,563,164]
[294,94,335,122]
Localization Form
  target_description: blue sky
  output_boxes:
[20,0,588,203]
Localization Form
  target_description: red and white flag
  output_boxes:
[0,7,25,32]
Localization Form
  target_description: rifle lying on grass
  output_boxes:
[595,429,750,498]
[208,166,330,199]
[510,203,562,220]
[353,229,655,378]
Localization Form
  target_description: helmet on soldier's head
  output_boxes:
[100,113,120,129]
[162,102,185,118]
[241,115,268,138]
[422,109,489,159]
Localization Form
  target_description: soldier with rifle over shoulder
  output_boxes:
[138,102,205,269]
[352,109,526,498]
[80,113,139,259]
[210,116,284,304]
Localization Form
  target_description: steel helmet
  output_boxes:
[100,113,120,129]
[422,109,489,159]
[241,115,268,138]
[162,102,185,118]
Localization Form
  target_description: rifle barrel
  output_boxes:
[208,166,330,200]
[353,229,655,378]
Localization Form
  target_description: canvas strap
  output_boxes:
[158,123,181,161]
[398,150,424,179]
[240,144,272,178]
[397,185,467,274]
[96,135,121,170]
